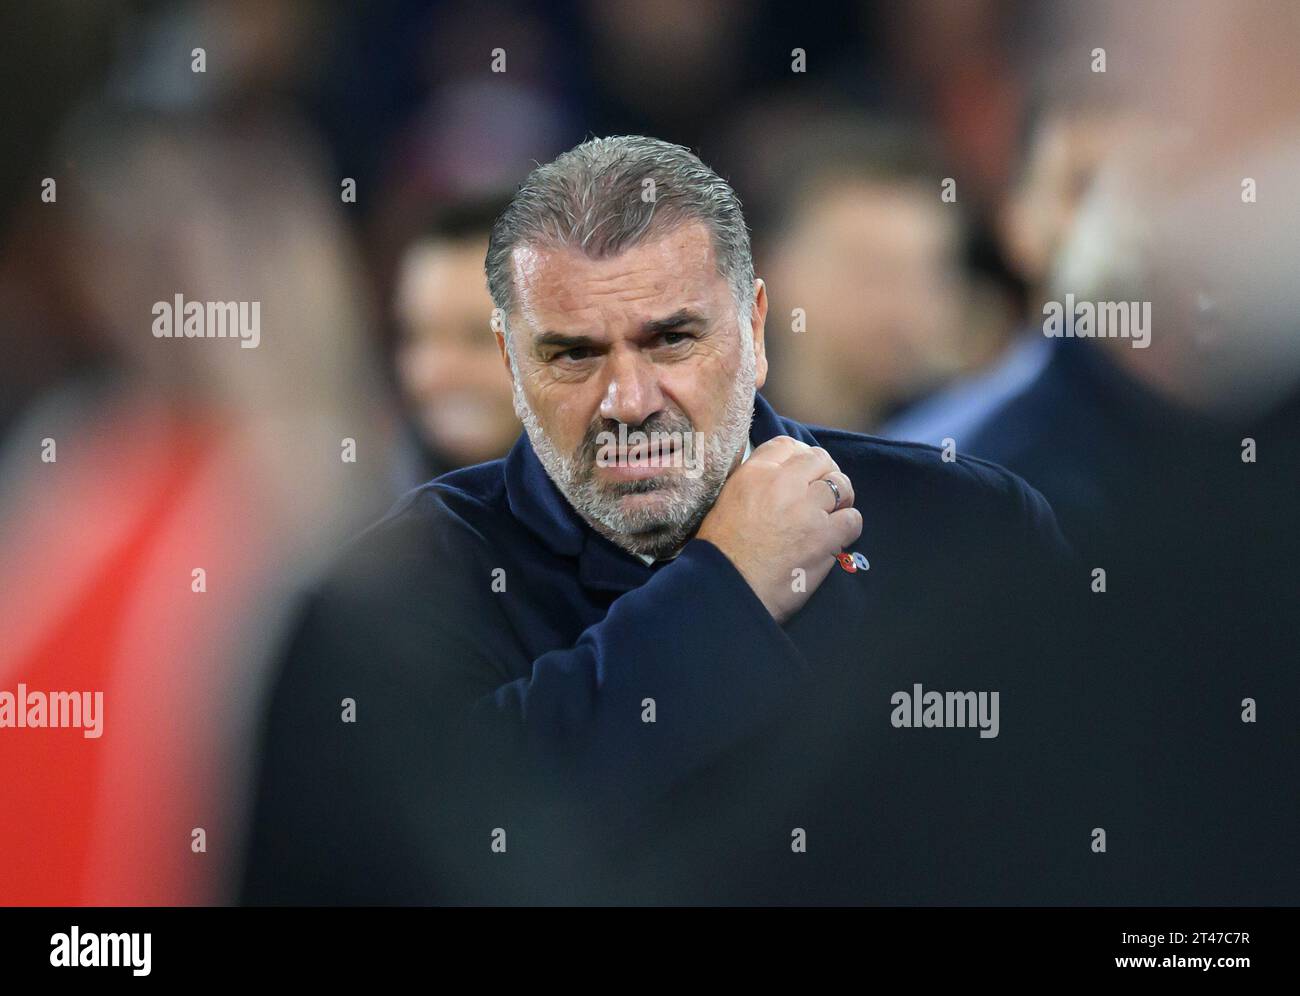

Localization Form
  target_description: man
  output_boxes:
[240,136,1076,905]
[759,120,973,431]
[889,130,1300,904]
[390,195,523,493]
[883,94,1135,447]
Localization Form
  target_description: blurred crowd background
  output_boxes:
[1,0,1297,904]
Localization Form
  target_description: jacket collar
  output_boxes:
[504,392,819,592]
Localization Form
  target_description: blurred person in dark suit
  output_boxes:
[389,196,522,493]
[884,0,1300,904]
[886,123,1300,902]
[240,135,1090,906]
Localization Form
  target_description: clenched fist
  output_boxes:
[697,436,862,624]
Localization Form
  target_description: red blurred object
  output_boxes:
[0,399,271,905]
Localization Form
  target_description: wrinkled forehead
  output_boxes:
[508,220,731,335]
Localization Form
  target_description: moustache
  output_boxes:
[573,411,696,473]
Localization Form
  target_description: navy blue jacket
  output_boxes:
[240,393,1085,905]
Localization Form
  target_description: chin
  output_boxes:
[610,486,681,519]
[619,518,693,557]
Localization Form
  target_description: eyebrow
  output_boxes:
[533,331,597,350]
[532,308,709,349]
[641,308,708,334]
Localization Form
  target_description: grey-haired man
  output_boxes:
[241,136,1074,905]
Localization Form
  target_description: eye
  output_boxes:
[557,346,594,362]
[660,331,691,347]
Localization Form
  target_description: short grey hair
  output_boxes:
[485,135,755,339]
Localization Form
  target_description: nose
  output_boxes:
[599,347,665,427]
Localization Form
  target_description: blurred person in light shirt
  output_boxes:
[882,90,1140,446]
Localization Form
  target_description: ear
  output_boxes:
[749,278,770,390]
[492,311,514,379]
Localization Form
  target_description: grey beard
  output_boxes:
[578,460,728,560]
[512,341,756,561]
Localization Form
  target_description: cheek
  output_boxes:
[663,346,738,431]
[523,374,601,449]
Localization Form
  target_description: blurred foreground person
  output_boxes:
[241,136,1086,906]
[902,126,1300,902]
[899,0,1300,906]
[0,107,385,904]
